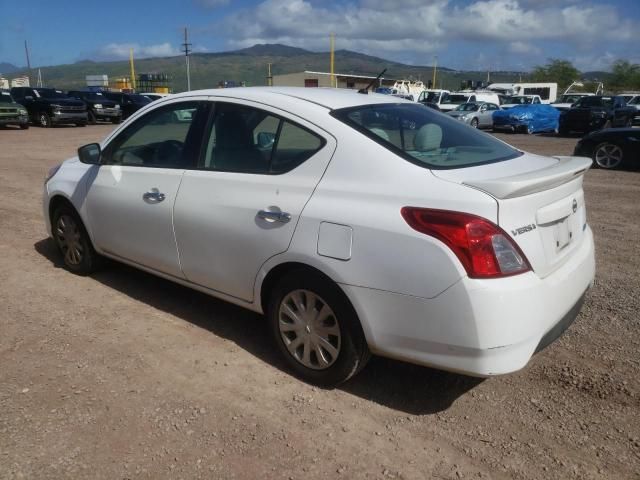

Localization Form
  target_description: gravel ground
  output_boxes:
[1,124,639,480]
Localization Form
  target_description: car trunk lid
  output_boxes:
[433,154,592,278]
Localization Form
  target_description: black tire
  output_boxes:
[76,122,87,127]
[20,124,29,130]
[470,118,479,128]
[38,112,51,128]
[267,270,370,387]
[558,127,569,136]
[51,205,102,275]
[112,117,122,124]
[87,110,97,125]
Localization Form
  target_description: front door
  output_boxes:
[174,100,336,301]
[84,99,206,278]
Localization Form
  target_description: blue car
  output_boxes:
[492,104,560,134]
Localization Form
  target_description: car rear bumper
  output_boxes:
[341,226,595,377]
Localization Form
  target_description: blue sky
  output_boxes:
[2,0,639,72]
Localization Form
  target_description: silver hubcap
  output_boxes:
[595,144,623,169]
[40,115,48,126]
[55,215,84,265]
[278,290,341,370]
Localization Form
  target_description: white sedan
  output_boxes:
[43,87,595,386]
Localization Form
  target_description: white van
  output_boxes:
[439,91,501,112]
[487,83,558,104]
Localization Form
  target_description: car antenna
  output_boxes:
[358,68,387,94]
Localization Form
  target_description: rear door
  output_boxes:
[173,99,336,301]
[85,98,208,278]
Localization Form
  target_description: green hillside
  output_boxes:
[8,44,529,92]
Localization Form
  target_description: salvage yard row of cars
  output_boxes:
[0,87,158,128]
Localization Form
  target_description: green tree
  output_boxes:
[530,59,581,91]
[610,59,640,90]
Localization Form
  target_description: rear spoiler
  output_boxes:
[463,156,592,199]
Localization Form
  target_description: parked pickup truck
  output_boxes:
[68,91,122,124]
[0,90,29,129]
[558,95,636,135]
[10,87,87,127]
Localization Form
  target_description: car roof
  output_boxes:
[169,87,406,110]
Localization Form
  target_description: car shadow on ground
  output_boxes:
[35,238,482,415]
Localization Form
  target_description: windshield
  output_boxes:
[0,93,15,103]
[577,97,613,108]
[455,103,480,112]
[504,96,532,104]
[447,94,470,104]
[555,94,585,104]
[331,103,521,169]
[424,92,442,103]
[128,94,152,104]
[33,88,67,99]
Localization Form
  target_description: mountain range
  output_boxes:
[0,44,597,92]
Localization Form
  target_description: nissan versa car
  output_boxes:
[43,88,595,386]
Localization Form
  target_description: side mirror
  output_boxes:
[78,143,101,165]
[257,132,276,148]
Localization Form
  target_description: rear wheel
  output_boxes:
[52,205,102,275]
[268,270,370,387]
[593,142,624,169]
[20,124,29,130]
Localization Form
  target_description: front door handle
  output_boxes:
[143,188,166,202]
[258,209,291,223]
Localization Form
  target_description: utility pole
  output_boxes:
[182,27,192,91]
[267,63,273,86]
[330,33,335,88]
[432,55,438,89]
[129,48,136,91]
[24,40,32,84]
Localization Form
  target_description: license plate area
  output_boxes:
[553,216,573,252]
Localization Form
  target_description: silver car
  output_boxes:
[446,102,501,129]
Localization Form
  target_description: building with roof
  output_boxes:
[272,71,396,90]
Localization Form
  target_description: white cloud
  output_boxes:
[211,0,636,69]
[95,42,181,61]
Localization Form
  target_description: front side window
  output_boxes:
[103,101,200,168]
[201,103,324,174]
[332,103,521,169]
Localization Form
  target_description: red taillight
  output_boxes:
[401,207,531,278]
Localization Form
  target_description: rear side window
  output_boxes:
[201,102,325,174]
[332,103,521,169]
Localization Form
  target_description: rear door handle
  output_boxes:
[143,188,166,202]
[258,209,291,223]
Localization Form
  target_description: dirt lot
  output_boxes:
[1,124,639,480]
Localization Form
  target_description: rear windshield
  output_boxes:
[332,103,522,169]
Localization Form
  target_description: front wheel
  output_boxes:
[20,124,29,130]
[52,206,102,275]
[593,142,624,169]
[38,112,51,128]
[112,117,122,124]
[470,118,479,128]
[268,271,370,387]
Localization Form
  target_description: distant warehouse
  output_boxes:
[273,70,396,90]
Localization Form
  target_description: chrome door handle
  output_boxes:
[258,210,291,223]
[143,190,166,202]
